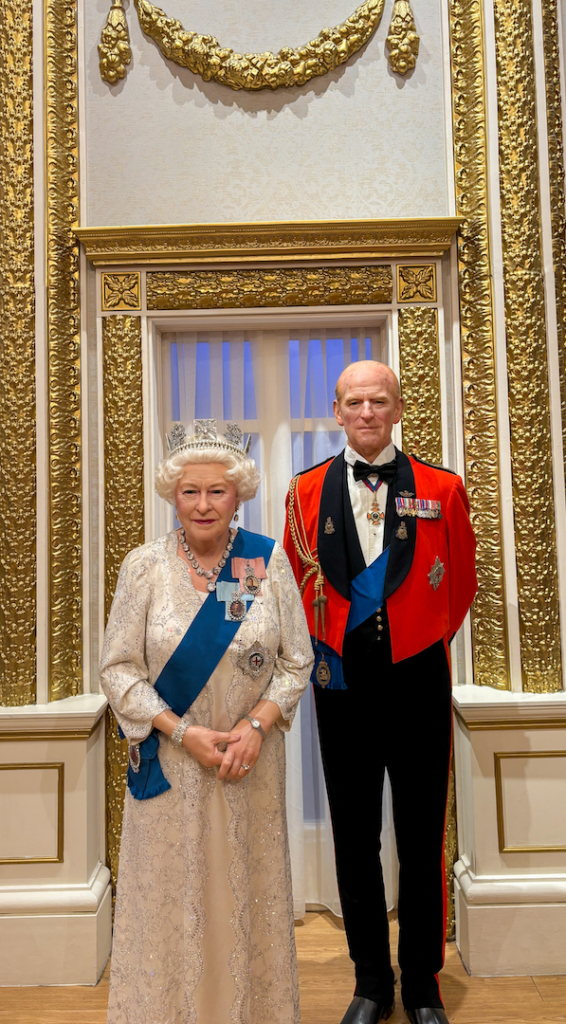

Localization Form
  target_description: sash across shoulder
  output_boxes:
[124,528,276,800]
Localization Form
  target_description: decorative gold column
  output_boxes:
[542,0,566,488]
[493,0,562,693]
[398,307,442,465]
[449,0,510,691]
[398,305,457,936]
[45,0,82,700]
[0,0,36,705]
[102,315,144,892]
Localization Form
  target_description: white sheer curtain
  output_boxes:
[157,327,399,918]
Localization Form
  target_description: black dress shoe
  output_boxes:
[406,1009,449,1024]
[339,996,395,1024]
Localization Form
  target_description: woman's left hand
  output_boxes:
[217,719,263,780]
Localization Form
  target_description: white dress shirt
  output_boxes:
[344,442,396,566]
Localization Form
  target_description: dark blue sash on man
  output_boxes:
[310,546,390,690]
[125,527,275,800]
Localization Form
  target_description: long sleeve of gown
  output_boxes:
[260,543,313,729]
[100,546,170,743]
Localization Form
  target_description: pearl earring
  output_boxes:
[234,506,240,522]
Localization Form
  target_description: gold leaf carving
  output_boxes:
[103,315,144,895]
[77,219,461,268]
[123,0,386,91]
[398,307,442,465]
[46,0,81,700]
[449,0,509,689]
[102,272,141,311]
[397,264,436,302]
[542,0,566,495]
[0,0,36,705]
[493,0,562,693]
[99,0,132,85]
[386,0,419,76]
[147,266,393,311]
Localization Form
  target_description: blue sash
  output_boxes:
[346,545,390,634]
[125,528,275,800]
[310,546,390,691]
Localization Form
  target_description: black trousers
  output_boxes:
[314,622,452,1010]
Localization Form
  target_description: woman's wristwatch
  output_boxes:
[243,714,266,740]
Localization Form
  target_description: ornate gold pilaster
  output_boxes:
[449,0,509,690]
[542,0,566,490]
[397,305,456,937]
[103,315,144,893]
[398,307,442,465]
[0,0,36,705]
[493,0,562,693]
[46,0,81,700]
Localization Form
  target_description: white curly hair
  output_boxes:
[155,447,261,505]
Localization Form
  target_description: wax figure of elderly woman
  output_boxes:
[100,420,313,1024]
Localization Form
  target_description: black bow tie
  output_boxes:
[352,458,397,484]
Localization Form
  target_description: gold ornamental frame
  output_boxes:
[85,221,455,908]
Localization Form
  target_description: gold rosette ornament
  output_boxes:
[386,0,419,75]
[99,0,388,90]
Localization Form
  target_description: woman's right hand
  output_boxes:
[182,725,241,769]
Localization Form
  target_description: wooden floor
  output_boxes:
[1,912,566,1023]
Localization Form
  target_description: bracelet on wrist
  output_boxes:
[170,719,189,748]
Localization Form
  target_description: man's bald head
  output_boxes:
[335,361,401,404]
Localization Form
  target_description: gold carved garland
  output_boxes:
[99,0,418,89]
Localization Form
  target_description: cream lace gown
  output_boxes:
[100,532,313,1024]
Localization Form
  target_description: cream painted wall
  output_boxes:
[83,0,450,225]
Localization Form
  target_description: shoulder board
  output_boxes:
[294,455,335,479]
[409,454,457,476]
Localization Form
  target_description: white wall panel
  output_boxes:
[83,0,450,225]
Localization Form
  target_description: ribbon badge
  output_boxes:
[232,556,267,597]
[216,582,254,621]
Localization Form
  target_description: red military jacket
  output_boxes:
[283,448,477,665]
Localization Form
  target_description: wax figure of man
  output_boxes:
[284,361,477,1024]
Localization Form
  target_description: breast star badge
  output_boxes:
[237,641,274,680]
[428,556,445,591]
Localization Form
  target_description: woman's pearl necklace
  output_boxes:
[179,529,234,592]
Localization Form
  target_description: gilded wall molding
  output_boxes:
[76,217,461,268]
[542,0,566,492]
[493,0,562,693]
[0,0,36,705]
[46,0,82,701]
[448,0,510,690]
[103,315,144,894]
[147,266,393,311]
[100,0,386,90]
[398,307,442,465]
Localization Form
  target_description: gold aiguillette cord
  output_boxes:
[287,476,327,643]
